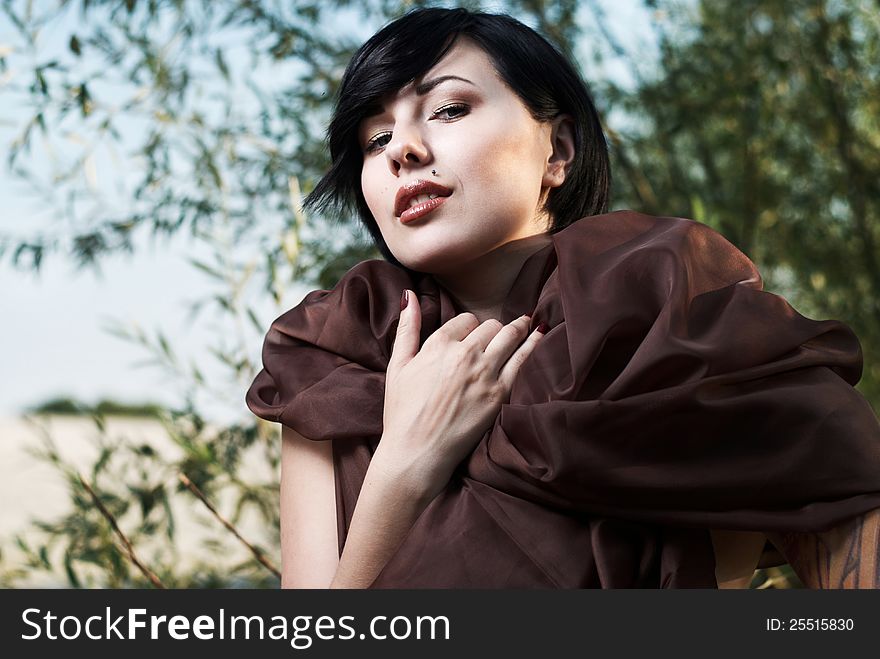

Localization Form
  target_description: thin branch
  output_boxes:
[77,472,166,589]
[178,473,281,578]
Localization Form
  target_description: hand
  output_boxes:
[377,289,546,499]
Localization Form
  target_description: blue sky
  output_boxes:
[0,1,659,422]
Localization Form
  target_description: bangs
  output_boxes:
[306,11,470,225]
[303,7,610,268]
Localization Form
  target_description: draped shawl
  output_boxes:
[246,210,880,587]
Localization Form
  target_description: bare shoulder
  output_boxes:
[279,424,339,588]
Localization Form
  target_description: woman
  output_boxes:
[246,8,880,588]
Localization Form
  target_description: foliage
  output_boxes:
[599,0,880,405]
[2,0,876,589]
[8,406,280,587]
[27,396,164,418]
[0,0,601,589]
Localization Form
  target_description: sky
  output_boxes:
[0,1,659,422]
[1,232,197,413]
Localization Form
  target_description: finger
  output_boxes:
[480,314,532,360]
[435,312,481,343]
[459,317,506,352]
[387,289,421,372]
[496,323,547,390]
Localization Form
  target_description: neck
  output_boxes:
[433,232,553,323]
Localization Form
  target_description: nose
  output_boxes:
[384,124,431,176]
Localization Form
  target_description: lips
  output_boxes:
[394,179,453,221]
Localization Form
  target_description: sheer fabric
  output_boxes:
[247,210,880,587]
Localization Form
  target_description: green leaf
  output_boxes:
[78,83,92,117]
[162,489,176,541]
[214,48,229,80]
[38,546,51,569]
[63,551,82,588]
[246,307,263,333]
[188,258,224,280]
[157,332,175,362]
[35,70,47,95]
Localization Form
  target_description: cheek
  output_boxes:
[360,164,400,241]
[361,164,386,217]
[476,108,543,168]
[360,167,376,209]
[472,127,545,198]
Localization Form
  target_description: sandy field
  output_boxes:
[0,415,280,587]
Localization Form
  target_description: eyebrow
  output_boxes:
[363,75,476,118]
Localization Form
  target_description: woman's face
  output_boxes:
[358,39,566,275]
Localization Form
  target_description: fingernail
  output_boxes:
[536,321,549,334]
[400,289,409,311]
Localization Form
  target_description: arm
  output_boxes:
[766,508,880,589]
[329,441,435,588]
[279,425,339,588]
[280,292,544,588]
[280,424,435,589]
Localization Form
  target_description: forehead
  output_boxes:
[356,39,501,121]
[392,39,498,98]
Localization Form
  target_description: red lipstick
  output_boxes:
[400,196,450,224]
[395,180,452,224]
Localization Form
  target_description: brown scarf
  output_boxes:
[246,210,880,587]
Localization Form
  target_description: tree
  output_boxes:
[601,0,880,405]
[0,0,590,588]
[2,0,874,588]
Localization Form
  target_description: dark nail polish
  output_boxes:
[400,290,409,311]
[536,321,549,334]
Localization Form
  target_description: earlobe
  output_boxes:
[543,114,576,188]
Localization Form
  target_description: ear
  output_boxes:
[542,114,576,189]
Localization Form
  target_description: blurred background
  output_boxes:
[1,0,877,588]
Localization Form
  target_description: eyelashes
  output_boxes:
[432,102,469,121]
[364,132,392,154]
[364,103,471,154]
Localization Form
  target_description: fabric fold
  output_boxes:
[246,210,880,587]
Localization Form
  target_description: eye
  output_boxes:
[362,103,469,154]
[364,131,392,154]
[430,103,470,121]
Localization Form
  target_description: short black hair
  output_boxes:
[303,7,611,267]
